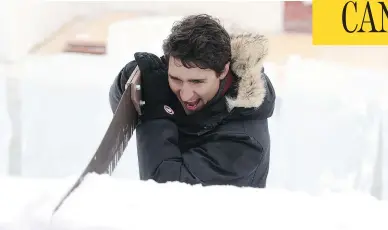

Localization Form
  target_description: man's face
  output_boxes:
[167,56,229,114]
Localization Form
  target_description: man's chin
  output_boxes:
[183,106,196,115]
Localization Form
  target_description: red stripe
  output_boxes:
[222,71,234,96]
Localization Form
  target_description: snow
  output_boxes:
[0,64,10,175]
[266,56,388,198]
[0,54,135,178]
[107,16,183,58]
[1,174,388,230]
[1,16,388,229]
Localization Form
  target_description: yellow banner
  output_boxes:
[312,0,388,45]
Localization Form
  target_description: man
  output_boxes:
[109,14,276,188]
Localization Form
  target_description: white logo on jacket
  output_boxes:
[164,105,174,115]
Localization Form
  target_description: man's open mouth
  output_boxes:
[184,99,200,111]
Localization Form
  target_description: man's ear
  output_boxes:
[219,62,230,80]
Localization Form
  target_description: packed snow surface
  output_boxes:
[1,174,388,230]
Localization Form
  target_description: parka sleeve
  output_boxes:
[109,60,138,113]
[136,119,267,188]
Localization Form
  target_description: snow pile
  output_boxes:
[0,174,387,230]
[0,54,140,178]
[267,56,388,199]
[280,55,388,109]
[0,64,11,174]
[0,175,76,229]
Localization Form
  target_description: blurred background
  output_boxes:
[0,1,387,200]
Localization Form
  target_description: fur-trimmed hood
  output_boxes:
[175,31,275,134]
[225,32,273,114]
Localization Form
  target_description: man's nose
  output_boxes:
[180,84,195,101]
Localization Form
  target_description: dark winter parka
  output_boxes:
[109,32,276,188]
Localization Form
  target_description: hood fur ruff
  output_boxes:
[225,32,269,111]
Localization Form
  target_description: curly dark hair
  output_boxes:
[162,14,231,75]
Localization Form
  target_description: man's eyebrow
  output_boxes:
[189,78,206,82]
[169,74,207,82]
[168,74,180,79]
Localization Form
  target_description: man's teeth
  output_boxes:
[186,101,198,106]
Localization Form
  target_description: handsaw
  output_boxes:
[52,65,142,215]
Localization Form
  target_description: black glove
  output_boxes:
[134,52,182,122]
